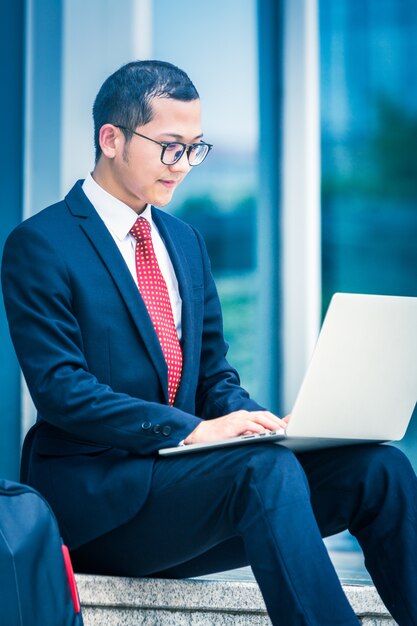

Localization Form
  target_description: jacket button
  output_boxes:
[141,422,152,430]
[162,426,172,436]
[153,424,161,434]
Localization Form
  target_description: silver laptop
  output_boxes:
[159,293,417,456]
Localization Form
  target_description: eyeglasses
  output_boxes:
[115,125,213,166]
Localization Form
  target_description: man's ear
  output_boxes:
[99,124,120,159]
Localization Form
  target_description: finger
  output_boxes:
[264,411,289,429]
[248,411,287,431]
[240,421,270,435]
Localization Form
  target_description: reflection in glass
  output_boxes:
[153,0,259,397]
[320,0,417,471]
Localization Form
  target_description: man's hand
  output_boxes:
[183,411,290,445]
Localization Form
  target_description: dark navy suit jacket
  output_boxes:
[1,181,262,548]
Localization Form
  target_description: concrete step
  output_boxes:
[75,574,397,625]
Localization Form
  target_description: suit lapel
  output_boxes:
[65,182,169,403]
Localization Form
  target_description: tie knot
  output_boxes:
[130,217,151,242]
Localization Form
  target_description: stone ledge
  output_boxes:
[75,574,397,625]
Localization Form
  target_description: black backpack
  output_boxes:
[0,479,84,626]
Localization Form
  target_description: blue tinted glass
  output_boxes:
[320,0,417,470]
[320,0,417,308]
[153,0,259,398]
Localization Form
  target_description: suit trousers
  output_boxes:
[71,443,417,626]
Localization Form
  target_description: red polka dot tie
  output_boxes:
[130,217,182,405]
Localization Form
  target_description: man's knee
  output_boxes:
[348,445,417,514]
[245,442,300,470]
[358,443,412,476]
[367,444,416,486]
[236,444,311,502]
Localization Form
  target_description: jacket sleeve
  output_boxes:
[192,227,265,419]
[1,224,201,455]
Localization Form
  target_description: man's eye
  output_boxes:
[166,143,182,152]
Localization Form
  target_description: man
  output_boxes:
[2,60,417,626]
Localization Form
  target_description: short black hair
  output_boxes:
[93,60,199,162]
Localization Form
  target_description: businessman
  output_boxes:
[2,60,417,626]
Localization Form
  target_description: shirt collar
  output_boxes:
[82,173,153,241]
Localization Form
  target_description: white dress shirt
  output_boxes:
[82,174,182,339]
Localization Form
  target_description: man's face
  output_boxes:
[102,97,203,213]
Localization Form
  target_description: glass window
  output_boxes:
[320,0,417,470]
[153,0,260,398]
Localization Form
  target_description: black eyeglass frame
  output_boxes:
[115,125,213,166]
